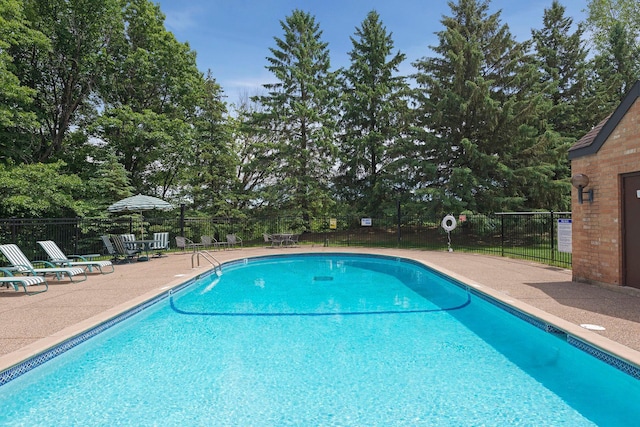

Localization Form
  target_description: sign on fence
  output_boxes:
[361,218,372,227]
[557,219,572,253]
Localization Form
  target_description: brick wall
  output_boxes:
[572,98,640,286]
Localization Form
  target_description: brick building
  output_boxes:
[568,81,640,289]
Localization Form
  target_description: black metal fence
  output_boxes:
[0,212,572,268]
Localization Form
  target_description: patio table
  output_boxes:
[271,234,298,246]
[130,240,161,261]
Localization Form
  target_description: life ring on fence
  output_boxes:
[441,215,457,232]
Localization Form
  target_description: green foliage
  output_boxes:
[412,0,568,215]
[586,0,640,51]
[96,0,205,198]
[229,94,281,215]
[531,0,589,139]
[336,10,412,217]
[11,0,121,162]
[188,72,238,216]
[0,0,48,163]
[1,1,627,220]
[588,21,640,113]
[0,161,85,217]
[76,149,135,217]
[253,9,339,222]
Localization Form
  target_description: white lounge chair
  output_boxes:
[37,240,114,274]
[0,244,87,283]
[0,267,48,294]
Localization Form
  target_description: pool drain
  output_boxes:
[580,323,606,331]
[313,276,333,281]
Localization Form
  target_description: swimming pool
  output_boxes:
[1,253,639,425]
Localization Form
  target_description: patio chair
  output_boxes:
[0,244,87,283]
[112,235,141,263]
[272,234,288,247]
[0,267,48,294]
[149,232,170,257]
[201,235,227,251]
[175,236,203,253]
[263,233,275,247]
[37,240,114,274]
[284,234,299,246]
[121,233,138,250]
[101,235,120,263]
[226,234,243,249]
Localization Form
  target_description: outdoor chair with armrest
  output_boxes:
[112,235,141,262]
[149,232,170,257]
[101,235,121,263]
[284,234,299,246]
[267,233,286,247]
[175,236,203,253]
[226,234,243,249]
[201,235,227,251]
[120,234,138,250]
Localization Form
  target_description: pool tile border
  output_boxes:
[466,279,640,381]
[568,336,640,380]
[396,255,640,381]
[0,275,201,387]
[1,253,639,387]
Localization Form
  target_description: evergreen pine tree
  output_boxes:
[531,0,589,139]
[412,0,552,213]
[336,10,411,217]
[253,10,338,222]
[588,21,640,119]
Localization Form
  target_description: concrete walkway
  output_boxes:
[2,247,640,372]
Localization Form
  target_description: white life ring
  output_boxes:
[441,215,457,232]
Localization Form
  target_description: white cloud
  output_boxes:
[163,8,199,32]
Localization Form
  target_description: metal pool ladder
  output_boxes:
[192,250,222,274]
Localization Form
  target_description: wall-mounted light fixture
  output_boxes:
[571,173,594,204]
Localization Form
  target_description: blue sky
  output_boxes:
[156,0,588,102]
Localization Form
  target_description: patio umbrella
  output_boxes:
[107,194,173,238]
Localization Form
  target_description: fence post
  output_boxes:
[550,211,555,263]
[500,214,505,257]
[397,198,401,247]
[179,203,185,236]
[74,217,80,253]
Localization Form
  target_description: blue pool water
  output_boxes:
[1,254,639,426]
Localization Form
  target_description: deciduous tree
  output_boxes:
[11,0,120,162]
[0,0,46,162]
[95,0,205,196]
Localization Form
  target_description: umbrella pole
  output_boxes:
[140,212,145,239]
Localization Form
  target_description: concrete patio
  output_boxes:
[2,246,640,372]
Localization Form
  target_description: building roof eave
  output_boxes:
[568,80,640,160]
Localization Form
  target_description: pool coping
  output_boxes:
[410,255,640,379]
[2,251,640,386]
[0,267,209,385]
